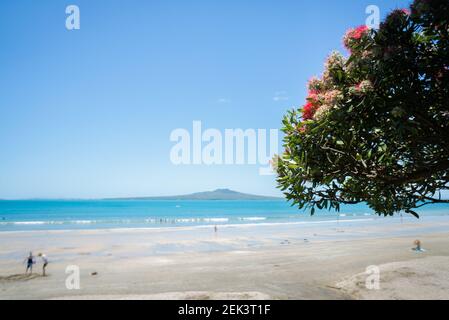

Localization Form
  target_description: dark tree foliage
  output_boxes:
[276,0,449,217]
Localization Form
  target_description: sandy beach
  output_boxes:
[1,216,449,300]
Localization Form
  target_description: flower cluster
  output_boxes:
[323,51,346,84]
[361,50,374,60]
[313,104,333,121]
[323,90,343,106]
[358,80,374,92]
[302,102,319,121]
[346,48,375,74]
[299,25,377,124]
[343,25,369,51]
[324,51,345,70]
[349,80,374,95]
[307,76,324,93]
[301,85,343,122]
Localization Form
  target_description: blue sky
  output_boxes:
[0,0,411,199]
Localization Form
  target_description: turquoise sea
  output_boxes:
[1,200,449,231]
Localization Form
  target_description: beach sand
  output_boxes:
[1,216,449,300]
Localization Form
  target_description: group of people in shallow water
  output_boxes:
[24,252,48,276]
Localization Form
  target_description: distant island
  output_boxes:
[106,189,282,201]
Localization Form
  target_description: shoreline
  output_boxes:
[0,217,378,235]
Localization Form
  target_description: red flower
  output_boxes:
[306,92,319,105]
[351,25,369,40]
[302,102,317,120]
[401,8,411,15]
[343,25,369,51]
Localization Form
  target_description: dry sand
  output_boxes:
[336,256,449,300]
[1,217,449,300]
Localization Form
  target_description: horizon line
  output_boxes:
[0,188,284,201]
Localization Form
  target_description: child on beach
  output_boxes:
[413,240,426,252]
[24,252,35,274]
[38,253,49,276]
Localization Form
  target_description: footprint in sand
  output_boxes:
[0,273,41,282]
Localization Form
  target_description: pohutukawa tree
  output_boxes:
[276,0,449,217]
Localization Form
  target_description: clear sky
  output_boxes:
[0,0,411,199]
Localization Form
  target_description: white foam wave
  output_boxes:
[73,220,94,224]
[13,221,47,225]
[203,218,229,222]
[239,217,266,221]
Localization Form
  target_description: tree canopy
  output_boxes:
[276,0,449,217]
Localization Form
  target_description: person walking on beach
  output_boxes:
[24,252,35,274]
[38,253,48,276]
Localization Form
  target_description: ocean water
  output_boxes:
[0,200,448,232]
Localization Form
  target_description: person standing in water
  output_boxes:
[38,253,48,276]
[24,252,35,274]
